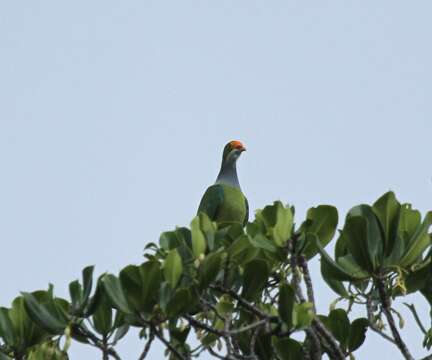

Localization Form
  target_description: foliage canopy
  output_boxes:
[0,192,431,360]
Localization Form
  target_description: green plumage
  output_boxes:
[198,184,249,227]
[198,140,248,227]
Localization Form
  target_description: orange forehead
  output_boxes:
[230,140,244,149]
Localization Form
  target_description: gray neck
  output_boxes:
[215,162,241,189]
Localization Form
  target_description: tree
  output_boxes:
[0,191,431,360]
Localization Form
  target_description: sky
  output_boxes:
[1,1,432,359]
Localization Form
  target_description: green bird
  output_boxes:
[197,140,249,227]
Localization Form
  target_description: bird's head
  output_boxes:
[222,140,246,166]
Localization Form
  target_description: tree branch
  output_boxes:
[184,315,225,337]
[249,325,261,360]
[403,302,428,335]
[209,285,274,320]
[298,255,316,313]
[289,237,323,360]
[102,335,109,360]
[376,278,414,360]
[151,325,187,360]
[185,314,268,337]
[72,324,122,360]
[138,329,155,360]
[366,294,396,344]
[312,319,346,360]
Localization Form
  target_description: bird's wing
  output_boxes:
[197,184,224,220]
[244,196,249,226]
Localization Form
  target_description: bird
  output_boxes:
[197,140,249,227]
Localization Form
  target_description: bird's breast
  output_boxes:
[216,185,247,225]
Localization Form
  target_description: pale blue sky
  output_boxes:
[1,1,432,359]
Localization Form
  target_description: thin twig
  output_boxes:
[403,302,428,335]
[249,325,261,360]
[301,346,311,360]
[313,319,346,360]
[376,278,414,360]
[298,255,316,313]
[366,295,396,344]
[138,329,155,360]
[102,335,109,360]
[207,346,231,360]
[184,315,268,337]
[229,319,268,335]
[209,285,274,320]
[224,312,234,357]
[152,325,186,360]
[73,324,122,360]
[289,237,323,360]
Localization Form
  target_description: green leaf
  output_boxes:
[139,261,162,312]
[399,212,432,268]
[85,274,106,317]
[321,259,349,297]
[120,262,161,313]
[420,273,432,307]
[170,327,191,347]
[293,302,314,329]
[0,353,11,360]
[272,337,303,360]
[197,212,217,251]
[21,293,66,335]
[314,234,360,281]
[403,261,431,295]
[191,216,207,258]
[385,234,406,266]
[68,274,89,314]
[93,295,113,336]
[216,298,234,316]
[119,265,143,312]
[166,288,193,317]
[335,231,349,259]
[163,249,183,289]
[9,294,53,350]
[81,266,94,308]
[159,231,179,250]
[255,333,273,360]
[101,274,134,315]
[249,234,278,253]
[173,227,194,264]
[228,235,250,258]
[26,341,68,360]
[301,205,338,259]
[112,324,129,343]
[0,308,15,346]
[241,259,269,301]
[348,318,368,352]
[328,309,350,349]
[199,252,224,289]
[397,204,422,243]
[337,255,369,278]
[372,192,401,255]
[272,202,293,246]
[258,201,293,246]
[228,235,260,266]
[68,280,82,314]
[278,284,295,328]
[347,205,384,271]
[344,216,374,272]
